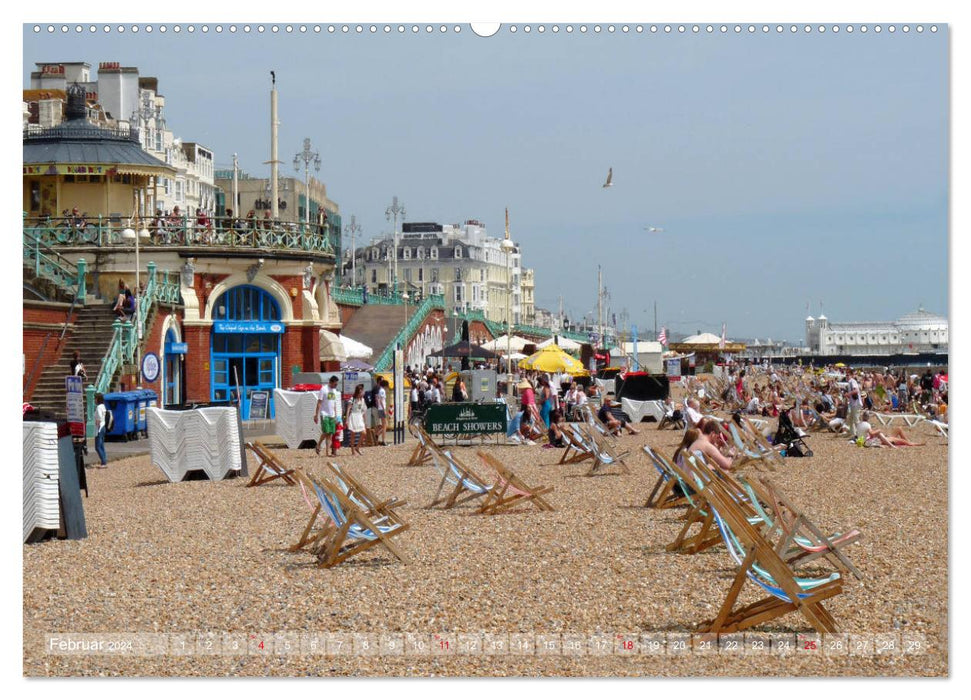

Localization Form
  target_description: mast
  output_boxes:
[597,265,603,351]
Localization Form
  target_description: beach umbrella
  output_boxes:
[482,334,529,353]
[340,334,374,360]
[518,345,589,375]
[319,330,347,363]
[537,335,582,351]
[439,340,498,360]
[341,358,374,372]
[834,362,847,368]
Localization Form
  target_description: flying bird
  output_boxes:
[645,226,665,233]
[602,167,613,188]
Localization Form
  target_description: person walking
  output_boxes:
[315,375,342,456]
[375,379,389,445]
[93,393,108,468]
[845,369,864,437]
[344,384,367,456]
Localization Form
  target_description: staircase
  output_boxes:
[29,304,119,416]
[340,304,415,368]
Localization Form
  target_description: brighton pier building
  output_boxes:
[23,83,340,421]
[804,308,949,357]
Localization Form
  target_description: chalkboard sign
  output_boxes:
[249,391,270,420]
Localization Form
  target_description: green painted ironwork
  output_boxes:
[23,215,335,258]
[372,294,445,372]
[23,229,83,299]
[331,285,412,307]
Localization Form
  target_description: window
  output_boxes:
[430,247,438,259]
[405,268,412,282]
[455,246,462,258]
[371,269,377,283]
[418,268,424,282]
[455,284,464,303]
[431,268,439,283]
[417,247,425,259]
[480,269,485,282]
[403,247,411,260]
[455,267,463,282]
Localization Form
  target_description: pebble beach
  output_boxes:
[23,416,948,677]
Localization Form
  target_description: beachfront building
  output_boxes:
[521,268,535,325]
[805,308,948,356]
[23,83,340,421]
[350,219,531,324]
[213,170,342,269]
[27,61,216,220]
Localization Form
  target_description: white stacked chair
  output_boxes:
[23,422,62,542]
[147,407,242,482]
[273,388,320,449]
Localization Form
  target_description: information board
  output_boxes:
[249,390,270,420]
[65,376,84,437]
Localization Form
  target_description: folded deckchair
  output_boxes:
[475,450,555,514]
[292,469,410,568]
[686,464,844,634]
[245,441,298,487]
[406,422,436,466]
[578,424,630,476]
[427,447,494,509]
[641,445,690,510]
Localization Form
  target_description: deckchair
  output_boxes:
[406,422,436,466]
[292,470,410,568]
[323,462,407,521]
[426,447,494,509]
[737,416,784,470]
[580,404,618,440]
[475,450,555,514]
[559,425,595,465]
[641,445,690,510]
[578,424,630,476]
[245,441,298,487]
[683,464,844,633]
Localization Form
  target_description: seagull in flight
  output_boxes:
[602,167,613,188]
[645,226,665,233]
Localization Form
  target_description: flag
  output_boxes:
[719,323,726,349]
[658,327,667,346]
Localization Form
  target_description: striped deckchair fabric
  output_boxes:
[475,451,555,515]
[578,424,630,476]
[292,469,410,568]
[406,423,436,466]
[245,441,298,487]
[426,447,494,509]
[641,445,690,510]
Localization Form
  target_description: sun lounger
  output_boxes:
[475,450,555,514]
[245,441,298,487]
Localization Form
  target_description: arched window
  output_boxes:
[212,285,281,321]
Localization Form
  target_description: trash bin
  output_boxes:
[134,389,158,438]
[103,391,138,441]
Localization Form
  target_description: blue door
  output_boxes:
[210,285,283,418]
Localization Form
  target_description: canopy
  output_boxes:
[537,336,582,351]
[341,335,374,360]
[341,358,374,372]
[439,340,497,359]
[481,334,530,353]
[319,330,347,363]
[518,345,590,376]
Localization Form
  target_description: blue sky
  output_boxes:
[22,22,948,342]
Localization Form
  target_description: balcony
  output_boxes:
[23,215,336,262]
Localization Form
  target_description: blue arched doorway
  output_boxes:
[210,285,283,418]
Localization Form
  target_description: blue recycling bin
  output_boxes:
[134,389,158,437]
[103,391,139,441]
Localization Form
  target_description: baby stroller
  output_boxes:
[773,409,813,457]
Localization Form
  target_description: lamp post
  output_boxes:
[385,196,406,298]
[344,215,361,285]
[293,138,321,228]
[501,209,515,401]
[122,217,150,386]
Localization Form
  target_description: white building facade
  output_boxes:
[805,308,948,356]
[28,61,215,218]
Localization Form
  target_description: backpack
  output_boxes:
[364,388,376,409]
[104,409,114,433]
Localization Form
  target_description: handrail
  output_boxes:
[23,229,83,298]
[331,285,412,307]
[23,215,335,257]
[373,294,445,371]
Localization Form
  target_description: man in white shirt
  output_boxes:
[846,369,864,437]
[684,398,704,430]
[375,379,388,445]
[314,375,342,456]
[93,392,108,468]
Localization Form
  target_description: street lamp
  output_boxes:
[293,138,321,227]
[385,195,405,298]
[344,215,361,286]
[501,217,515,401]
[122,217,151,386]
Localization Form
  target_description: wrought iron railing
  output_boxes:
[23,229,85,299]
[372,294,445,371]
[330,285,414,307]
[94,319,136,394]
[23,215,334,256]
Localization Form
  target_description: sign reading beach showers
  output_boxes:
[424,403,507,436]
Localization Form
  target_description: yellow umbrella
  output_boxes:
[834,362,847,368]
[518,345,590,376]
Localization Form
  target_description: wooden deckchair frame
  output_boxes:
[323,461,407,521]
[641,445,690,510]
[691,472,843,634]
[475,450,555,514]
[559,425,596,465]
[738,416,784,470]
[426,446,494,509]
[579,424,630,476]
[245,441,298,487]
[661,454,727,554]
[406,423,436,466]
[292,469,411,568]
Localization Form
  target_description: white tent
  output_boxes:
[537,336,582,351]
[319,330,348,363]
[482,334,529,353]
[340,335,374,360]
